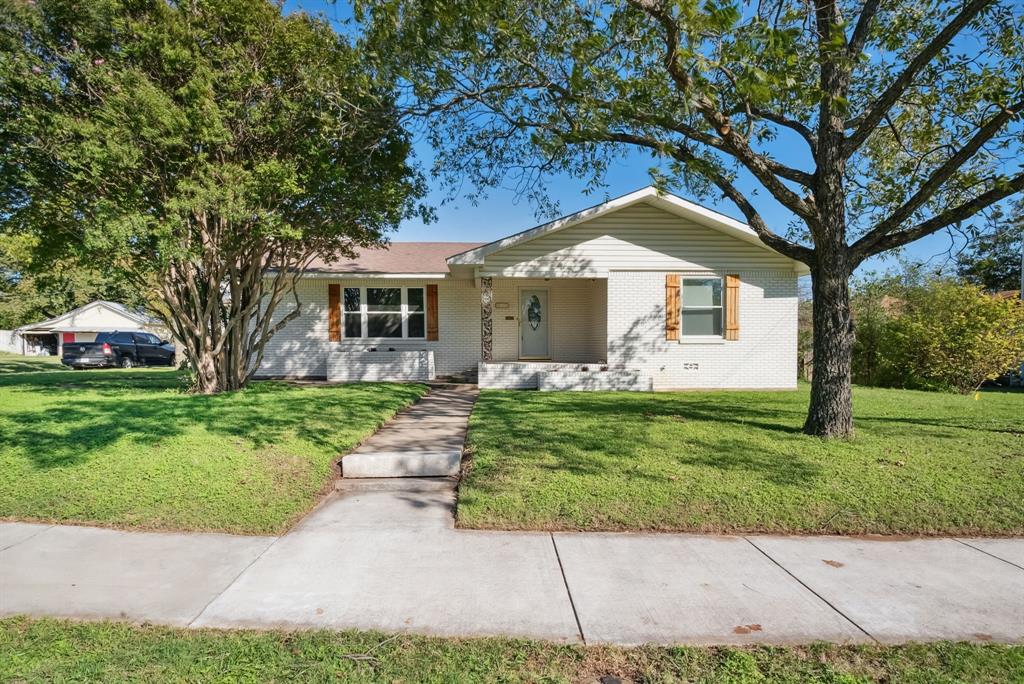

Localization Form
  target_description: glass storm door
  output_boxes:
[519,289,550,359]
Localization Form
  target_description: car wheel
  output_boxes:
[120,356,134,369]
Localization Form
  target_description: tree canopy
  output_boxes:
[2,0,425,390]
[364,0,1024,436]
[0,233,146,329]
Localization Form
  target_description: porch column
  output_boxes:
[480,276,493,362]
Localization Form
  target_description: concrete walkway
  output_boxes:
[341,386,477,477]
[2,480,1023,645]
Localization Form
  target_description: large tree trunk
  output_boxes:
[155,229,307,395]
[804,249,855,438]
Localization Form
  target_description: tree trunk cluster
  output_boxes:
[154,213,308,394]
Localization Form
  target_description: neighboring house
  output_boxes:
[12,300,169,357]
[257,187,809,390]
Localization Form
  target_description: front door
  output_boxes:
[519,289,550,359]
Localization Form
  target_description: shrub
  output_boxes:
[853,278,1024,393]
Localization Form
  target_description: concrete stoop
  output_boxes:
[340,387,477,479]
[342,450,462,478]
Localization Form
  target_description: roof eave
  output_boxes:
[15,300,151,332]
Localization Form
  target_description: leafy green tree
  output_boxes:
[364,0,1024,437]
[849,264,930,387]
[0,233,146,329]
[1,0,425,392]
[956,199,1023,292]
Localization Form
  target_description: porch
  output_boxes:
[480,277,607,365]
[476,277,651,389]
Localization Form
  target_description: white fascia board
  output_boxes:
[266,271,450,280]
[15,300,148,332]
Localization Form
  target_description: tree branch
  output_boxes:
[850,99,1024,258]
[627,0,820,223]
[844,0,995,155]
[851,172,1024,261]
[847,0,882,56]
[670,145,817,265]
[731,105,819,150]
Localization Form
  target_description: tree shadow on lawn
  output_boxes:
[469,392,828,488]
[468,389,1007,495]
[0,366,181,394]
[2,375,421,470]
[0,356,66,374]
[521,389,1003,438]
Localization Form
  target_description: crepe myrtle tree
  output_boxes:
[361,0,1024,437]
[0,0,426,393]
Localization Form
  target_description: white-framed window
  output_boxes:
[681,278,724,337]
[341,286,426,339]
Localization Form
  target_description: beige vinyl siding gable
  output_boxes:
[480,204,796,276]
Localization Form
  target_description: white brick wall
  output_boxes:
[606,270,798,390]
[326,350,435,382]
[255,277,480,378]
[255,270,797,390]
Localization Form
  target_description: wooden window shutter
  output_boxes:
[725,274,740,341]
[426,284,439,341]
[328,284,341,342]
[665,274,680,341]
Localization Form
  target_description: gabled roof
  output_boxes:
[446,186,807,272]
[306,242,484,275]
[16,300,156,332]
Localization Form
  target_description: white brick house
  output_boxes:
[257,187,808,390]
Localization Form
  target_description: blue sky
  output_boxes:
[283,0,966,278]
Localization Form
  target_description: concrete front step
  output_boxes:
[341,450,462,478]
[335,476,458,493]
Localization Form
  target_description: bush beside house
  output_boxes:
[851,277,1024,393]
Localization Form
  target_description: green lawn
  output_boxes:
[2,618,1020,684]
[459,385,1024,535]
[0,353,426,534]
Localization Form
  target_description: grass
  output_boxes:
[0,353,426,534]
[2,618,1021,684]
[459,385,1024,535]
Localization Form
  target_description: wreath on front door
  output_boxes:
[527,295,542,330]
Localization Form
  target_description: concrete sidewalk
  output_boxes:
[2,480,1022,646]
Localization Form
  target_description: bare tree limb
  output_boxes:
[669,145,817,264]
[847,0,882,56]
[731,105,819,150]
